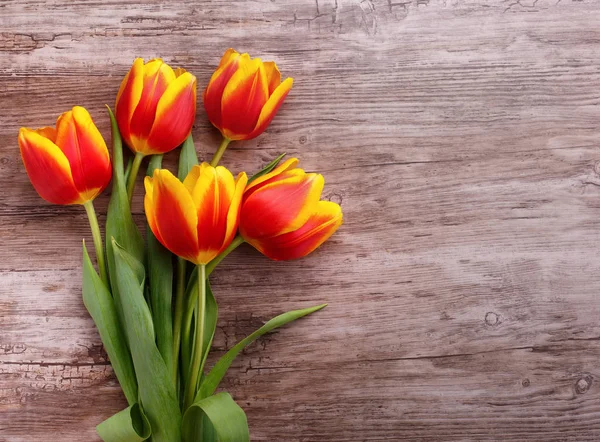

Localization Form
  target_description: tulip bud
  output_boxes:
[203,49,293,141]
[19,106,112,205]
[116,58,197,156]
[144,164,247,265]
[239,158,343,261]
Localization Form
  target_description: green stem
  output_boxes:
[180,237,245,394]
[83,200,108,287]
[126,152,144,204]
[206,235,245,276]
[184,264,206,410]
[172,257,187,387]
[209,137,231,167]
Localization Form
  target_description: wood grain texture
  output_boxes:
[2,0,600,440]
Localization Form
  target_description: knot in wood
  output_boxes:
[484,312,500,326]
[575,376,592,394]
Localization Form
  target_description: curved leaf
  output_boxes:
[181,276,218,392]
[105,107,144,326]
[112,240,181,442]
[82,243,137,405]
[178,133,199,181]
[182,392,249,442]
[146,154,174,378]
[197,303,326,401]
[96,403,151,442]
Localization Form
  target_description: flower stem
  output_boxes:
[184,264,206,410]
[172,257,187,387]
[209,137,231,167]
[126,152,144,204]
[83,200,108,287]
[206,235,245,277]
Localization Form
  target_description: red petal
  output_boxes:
[115,58,144,151]
[128,59,176,143]
[188,164,235,263]
[246,77,293,140]
[145,170,199,263]
[55,107,111,197]
[240,172,324,240]
[203,50,244,131]
[250,201,343,261]
[220,59,269,140]
[18,128,82,205]
[145,72,197,155]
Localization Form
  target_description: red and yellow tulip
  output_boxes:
[239,158,343,261]
[18,106,112,205]
[144,164,248,265]
[204,48,293,141]
[116,58,197,156]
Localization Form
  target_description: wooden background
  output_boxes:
[1,0,600,440]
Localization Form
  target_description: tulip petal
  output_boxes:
[35,126,57,141]
[116,58,144,148]
[145,72,197,155]
[55,107,111,198]
[218,48,240,69]
[182,163,201,195]
[129,59,176,144]
[18,128,82,205]
[191,164,236,263]
[203,50,244,129]
[249,201,343,261]
[263,61,281,95]
[220,59,269,140]
[145,169,199,263]
[247,77,293,140]
[144,176,166,246]
[224,172,248,248]
[174,67,187,78]
[244,157,299,195]
[240,172,324,239]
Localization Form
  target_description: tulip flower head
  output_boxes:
[239,158,343,261]
[204,48,293,141]
[116,58,197,156]
[144,164,248,265]
[18,106,112,205]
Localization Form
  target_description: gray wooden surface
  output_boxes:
[2,0,600,440]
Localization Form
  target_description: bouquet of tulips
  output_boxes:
[18,50,342,441]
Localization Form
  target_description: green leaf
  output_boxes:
[178,133,198,181]
[197,303,327,401]
[181,274,218,392]
[105,107,144,326]
[124,156,133,185]
[247,152,286,184]
[96,403,151,442]
[146,154,174,379]
[176,133,200,393]
[111,239,181,442]
[182,392,249,442]
[82,243,137,405]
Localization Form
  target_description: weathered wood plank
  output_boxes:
[2,0,600,440]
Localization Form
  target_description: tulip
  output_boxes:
[18,106,111,284]
[203,48,294,166]
[116,58,197,201]
[144,162,247,409]
[239,158,343,261]
[144,164,247,265]
[19,106,111,205]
